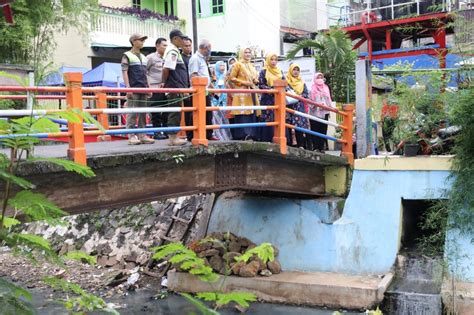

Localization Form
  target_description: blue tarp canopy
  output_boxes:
[82,62,124,87]
[41,66,89,86]
[371,53,463,70]
[370,54,465,88]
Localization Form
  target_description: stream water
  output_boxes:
[383,255,444,315]
[30,287,364,315]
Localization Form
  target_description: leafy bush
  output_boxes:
[152,240,276,313]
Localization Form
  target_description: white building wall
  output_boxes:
[53,28,92,69]
[316,0,329,30]
[176,0,194,40]
[181,0,281,55]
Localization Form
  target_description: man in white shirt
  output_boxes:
[147,37,168,140]
[188,39,216,140]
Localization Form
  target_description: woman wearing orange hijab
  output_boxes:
[228,47,259,140]
[258,53,284,142]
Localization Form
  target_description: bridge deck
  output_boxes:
[6,140,348,214]
[12,139,345,163]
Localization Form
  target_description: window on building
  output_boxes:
[197,0,225,17]
[212,0,224,14]
[132,0,141,9]
[163,0,176,16]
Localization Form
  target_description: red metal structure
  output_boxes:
[0,0,14,25]
[343,11,453,68]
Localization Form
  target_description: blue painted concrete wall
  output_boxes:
[208,169,473,281]
[208,195,344,272]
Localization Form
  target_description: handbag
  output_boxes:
[286,89,298,105]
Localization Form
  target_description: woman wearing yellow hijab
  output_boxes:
[286,63,310,149]
[228,46,259,140]
[258,53,284,142]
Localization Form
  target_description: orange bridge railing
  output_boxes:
[0,73,354,165]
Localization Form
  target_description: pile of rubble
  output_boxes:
[188,232,281,278]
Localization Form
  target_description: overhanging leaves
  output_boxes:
[197,291,257,308]
[0,170,35,189]
[9,190,67,224]
[0,216,21,228]
[0,278,34,315]
[234,242,274,264]
[180,293,219,315]
[64,251,97,265]
[27,157,95,178]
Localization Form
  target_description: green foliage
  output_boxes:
[0,0,98,82]
[65,251,97,265]
[447,86,474,236]
[28,157,95,178]
[285,28,356,102]
[0,230,61,265]
[0,278,34,315]
[0,167,35,189]
[180,293,220,315]
[172,154,185,164]
[382,64,452,146]
[9,190,67,225]
[43,277,119,314]
[152,240,266,313]
[234,242,274,264]
[152,243,218,282]
[0,215,21,228]
[418,200,449,257]
[365,307,384,315]
[0,72,105,314]
[196,291,257,308]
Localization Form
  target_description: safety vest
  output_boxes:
[124,51,147,88]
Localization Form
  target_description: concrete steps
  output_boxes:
[168,270,393,310]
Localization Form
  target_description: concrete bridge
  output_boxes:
[13,140,349,214]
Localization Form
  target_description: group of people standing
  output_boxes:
[121,30,335,151]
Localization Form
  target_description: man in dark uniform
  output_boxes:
[181,36,194,141]
[162,29,189,146]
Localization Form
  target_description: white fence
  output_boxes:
[93,11,184,41]
[326,0,463,27]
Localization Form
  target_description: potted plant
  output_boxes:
[395,120,421,157]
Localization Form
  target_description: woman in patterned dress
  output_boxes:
[258,53,284,142]
[286,63,310,149]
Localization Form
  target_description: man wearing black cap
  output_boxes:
[181,36,193,141]
[121,33,154,145]
[162,29,189,146]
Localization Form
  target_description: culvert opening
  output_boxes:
[383,199,448,315]
[401,199,446,254]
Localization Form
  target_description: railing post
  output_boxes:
[191,76,208,147]
[273,79,287,155]
[95,91,111,141]
[64,72,86,165]
[342,104,354,165]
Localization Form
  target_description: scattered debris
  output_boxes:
[161,276,168,288]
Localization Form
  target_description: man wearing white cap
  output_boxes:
[121,33,154,145]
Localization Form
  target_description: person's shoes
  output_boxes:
[168,134,187,146]
[153,132,168,140]
[209,136,220,141]
[128,135,141,145]
[139,135,155,144]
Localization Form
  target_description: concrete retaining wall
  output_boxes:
[208,156,474,282]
